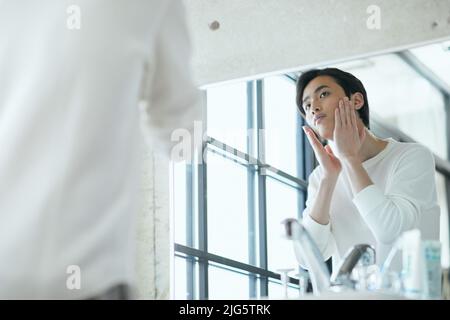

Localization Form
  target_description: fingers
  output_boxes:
[339,100,346,127]
[303,126,325,154]
[338,97,358,130]
[350,100,359,136]
[335,106,341,129]
[345,98,352,128]
[350,101,357,128]
[337,99,349,129]
[324,144,334,156]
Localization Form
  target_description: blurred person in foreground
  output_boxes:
[0,0,200,299]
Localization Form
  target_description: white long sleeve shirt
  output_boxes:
[302,138,440,273]
[0,0,200,299]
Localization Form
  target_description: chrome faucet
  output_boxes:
[282,219,376,295]
[282,218,331,296]
[331,244,376,289]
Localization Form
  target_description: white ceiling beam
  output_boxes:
[184,0,450,86]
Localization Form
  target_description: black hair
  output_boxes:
[296,68,370,128]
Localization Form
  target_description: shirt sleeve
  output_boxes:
[353,144,438,244]
[140,0,201,157]
[301,168,337,261]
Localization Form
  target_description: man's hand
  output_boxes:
[303,126,341,180]
[333,97,366,161]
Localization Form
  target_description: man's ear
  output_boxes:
[351,92,364,110]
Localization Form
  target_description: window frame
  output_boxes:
[174,78,311,299]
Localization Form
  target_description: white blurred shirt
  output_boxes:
[0,0,200,298]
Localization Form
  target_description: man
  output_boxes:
[0,0,200,298]
[296,68,440,273]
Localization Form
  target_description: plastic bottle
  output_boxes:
[423,240,442,299]
[401,229,428,299]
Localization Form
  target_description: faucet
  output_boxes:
[282,218,331,296]
[330,244,376,289]
[282,218,376,295]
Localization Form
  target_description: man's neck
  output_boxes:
[358,128,388,163]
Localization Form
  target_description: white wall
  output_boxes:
[184,0,450,86]
[136,149,171,299]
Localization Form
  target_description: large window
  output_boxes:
[173,40,450,299]
[173,78,310,299]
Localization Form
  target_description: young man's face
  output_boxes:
[301,75,348,141]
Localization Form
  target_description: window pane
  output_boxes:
[264,76,300,176]
[266,177,300,272]
[207,82,248,152]
[207,151,249,263]
[174,255,199,300]
[333,54,447,159]
[410,41,450,87]
[173,161,187,245]
[174,256,188,299]
[208,263,249,299]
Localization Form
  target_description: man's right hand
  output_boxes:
[303,126,341,180]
